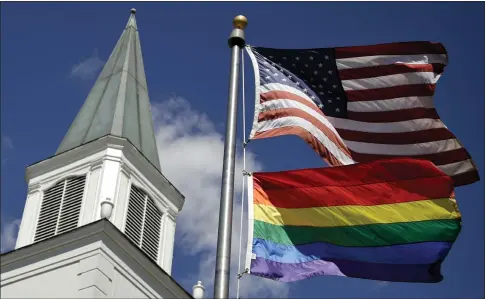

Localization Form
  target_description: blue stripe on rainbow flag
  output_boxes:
[252,238,453,265]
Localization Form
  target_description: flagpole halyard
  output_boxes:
[236,48,248,299]
[213,15,247,299]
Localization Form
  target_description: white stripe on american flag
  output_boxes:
[347,96,435,112]
[336,54,448,70]
[344,138,463,156]
[245,44,478,186]
[326,116,448,133]
[342,72,441,91]
[438,160,476,176]
[260,83,313,104]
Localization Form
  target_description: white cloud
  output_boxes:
[152,96,290,298]
[70,49,104,80]
[1,218,21,253]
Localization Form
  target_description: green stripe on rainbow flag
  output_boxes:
[254,219,461,247]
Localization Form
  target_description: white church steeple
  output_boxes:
[14,9,184,275]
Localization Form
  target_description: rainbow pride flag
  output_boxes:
[245,158,462,283]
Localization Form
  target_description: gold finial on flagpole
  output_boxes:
[233,15,248,30]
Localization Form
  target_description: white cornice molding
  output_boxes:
[25,136,125,182]
[90,158,105,171]
[166,209,177,221]
[107,142,125,150]
[27,183,41,195]
[119,162,132,179]
[104,155,122,163]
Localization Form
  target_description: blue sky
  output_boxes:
[1,2,484,298]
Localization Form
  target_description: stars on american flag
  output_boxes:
[255,47,346,117]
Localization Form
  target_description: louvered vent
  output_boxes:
[34,175,86,242]
[125,185,163,262]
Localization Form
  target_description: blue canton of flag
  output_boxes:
[254,47,348,118]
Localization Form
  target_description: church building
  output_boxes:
[1,9,201,298]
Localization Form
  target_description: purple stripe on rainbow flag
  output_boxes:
[250,256,443,283]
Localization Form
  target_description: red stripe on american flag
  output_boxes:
[452,170,480,187]
[349,148,472,166]
[335,41,447,59]
[338,63,445,80]
[345,84,436,102]
[336,128,456,144]
[347,107,440,123]
[261,90,314,108]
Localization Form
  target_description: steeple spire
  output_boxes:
[57,9,161,171]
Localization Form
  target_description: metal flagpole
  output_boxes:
[213,15,248,299]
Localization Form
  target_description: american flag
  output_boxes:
[246,42,479,186]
